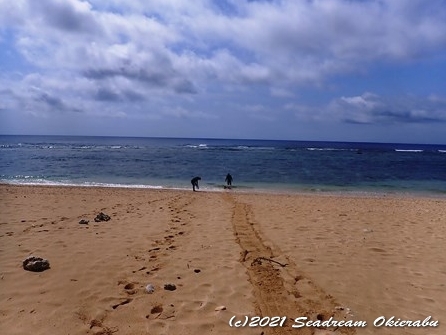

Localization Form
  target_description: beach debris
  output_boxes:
[145,284,155,294]
[215,305,227,311]
[251,257,288,268]
[78,219,89,225]
[94,212,111,222]
[164,283,176,291]
[23,255,50,272]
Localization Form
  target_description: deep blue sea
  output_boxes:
[1,135,446,195]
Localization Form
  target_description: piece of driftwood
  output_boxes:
[251,256,288,268]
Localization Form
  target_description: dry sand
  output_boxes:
[0,184,445,335]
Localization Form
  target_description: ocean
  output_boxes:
[1,135,445,196]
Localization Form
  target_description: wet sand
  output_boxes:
[0,184,445,334]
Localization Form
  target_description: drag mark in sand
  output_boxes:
[225,194,355,335]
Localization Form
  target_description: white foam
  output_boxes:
[2,179,165,190]
[306,147,352,151]
[395,149,423,152]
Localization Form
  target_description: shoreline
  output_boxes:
[1,184,445,334]
[2,181,445,200]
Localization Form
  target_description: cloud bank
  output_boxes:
[0,0,445,141]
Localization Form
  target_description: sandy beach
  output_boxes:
[0,184,445,335]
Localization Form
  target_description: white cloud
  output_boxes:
[328,92,446,124]
[5,0,446,86]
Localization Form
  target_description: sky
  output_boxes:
[0,0,446,144]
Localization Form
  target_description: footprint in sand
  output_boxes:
[123,283,137,295]
[132,266,147,274]
[146,266,160,275]
[150,305,163,314]
[112,298,132,309]
[146,303,177,320]
[369,247,387,253]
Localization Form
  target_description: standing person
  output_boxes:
[225,173,233,186]
[191,176,201,191]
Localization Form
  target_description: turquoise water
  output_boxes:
[1,135,445,195]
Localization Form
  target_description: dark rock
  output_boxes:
[79,219,89,225]
[23,256,50,272]
[164,283,176,291]
[94,212,111,222]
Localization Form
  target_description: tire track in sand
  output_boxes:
[225,194,356,335]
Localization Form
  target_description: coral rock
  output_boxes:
[164,283,176,291]
[94,212,111,222]
[23,256,50,272]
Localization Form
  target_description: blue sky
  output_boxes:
[0,0,445,143]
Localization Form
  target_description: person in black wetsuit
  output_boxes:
[225,173,233,186]
[191,176,201,191]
